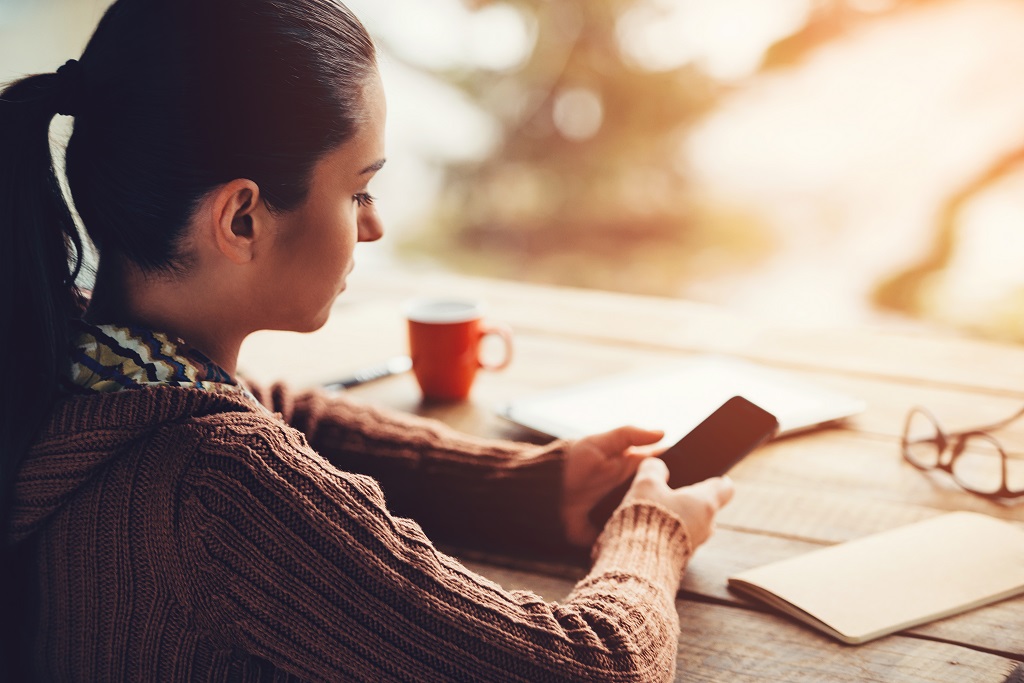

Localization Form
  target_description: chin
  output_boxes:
[309,313,332,332]
[293,310,332,333]
[270,307,330,334]
[290,289,343,333]
[311,300,340,331]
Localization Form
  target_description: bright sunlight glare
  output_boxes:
[616,0,812,80]
[682,0,1024,325]
[347,0,533,73]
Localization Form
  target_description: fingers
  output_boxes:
[626,442,665,459]
[716,476,736,507]
[631,461,737,508]
[685,476,735,511]
[587,426,665,455]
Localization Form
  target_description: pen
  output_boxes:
[323,355,413,390]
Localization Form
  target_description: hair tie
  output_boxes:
[55,59,86,117]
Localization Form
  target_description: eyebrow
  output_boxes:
[360,159,387,175]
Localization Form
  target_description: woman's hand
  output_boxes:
[560,426,735,549]
[621,457,734,550]
[560,426,665,547]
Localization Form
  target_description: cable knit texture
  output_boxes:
[9,383,692,682]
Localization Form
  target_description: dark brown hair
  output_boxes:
[0,0,376,673]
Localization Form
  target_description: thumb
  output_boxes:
[684,476,736,510]
[634,455,670,484]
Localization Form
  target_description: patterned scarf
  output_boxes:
[64,320,255,402]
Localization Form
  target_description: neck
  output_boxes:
[85,259,246,377]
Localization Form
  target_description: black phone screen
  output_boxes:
[587,396,779,529]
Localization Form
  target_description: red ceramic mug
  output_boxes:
[405,298,513,401]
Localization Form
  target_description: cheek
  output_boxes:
[309,210,358,284]
[280,195,358,277]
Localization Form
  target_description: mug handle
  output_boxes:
[478,324,513,371]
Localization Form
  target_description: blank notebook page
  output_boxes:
[728,512,1024,644]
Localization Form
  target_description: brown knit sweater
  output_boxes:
[9,383,692,682]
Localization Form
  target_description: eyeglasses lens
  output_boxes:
[903,410,942,468]
[1011,455,1024,494]
[951,434,1006,496]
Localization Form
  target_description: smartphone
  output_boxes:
[587,396,779,529]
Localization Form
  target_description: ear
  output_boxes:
[209,179,265,265]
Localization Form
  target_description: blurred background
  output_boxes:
[5,0,1024,338]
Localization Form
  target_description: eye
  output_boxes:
[353,192,376,208]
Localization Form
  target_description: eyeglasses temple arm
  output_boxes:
[973,404,1024,433]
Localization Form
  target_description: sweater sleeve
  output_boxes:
[245,381,570,557]
[175,414,691,683]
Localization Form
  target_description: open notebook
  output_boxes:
[498,355,865,444]
[728,512,1024,644]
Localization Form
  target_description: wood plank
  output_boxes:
[239,288,1024,455]
[725,432,1024,527]
[242,321,1024,445]
[684,529,1024,657]
[466,337,1024,443]
[237,270,1024,677]
[324,405,1024,537]
[670,602,1017,683]
[456,558,1019,682]
[448,429,1024,657]
[451,520,1024,659]
[717,482,948,543]
[243,313,1024,657]
[702,485,1024,656]
[343,268,1024,395]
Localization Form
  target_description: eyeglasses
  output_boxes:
[901,405,1024,500]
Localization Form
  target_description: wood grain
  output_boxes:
[451,519,1024,659]
[344,268,1024,394]
[237,270,1024,681]
[458,557,1020,682]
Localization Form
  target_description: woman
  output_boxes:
[0,0,734,680]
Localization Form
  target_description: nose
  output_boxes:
[358,212,384,243]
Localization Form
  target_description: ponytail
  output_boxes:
[0,68,85,508]
[0,69,86,679]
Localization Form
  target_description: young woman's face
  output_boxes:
[260,73,387,332]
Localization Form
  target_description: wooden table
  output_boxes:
[240,267,1024,683]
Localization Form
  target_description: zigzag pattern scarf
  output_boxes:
[64,320,251,400]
